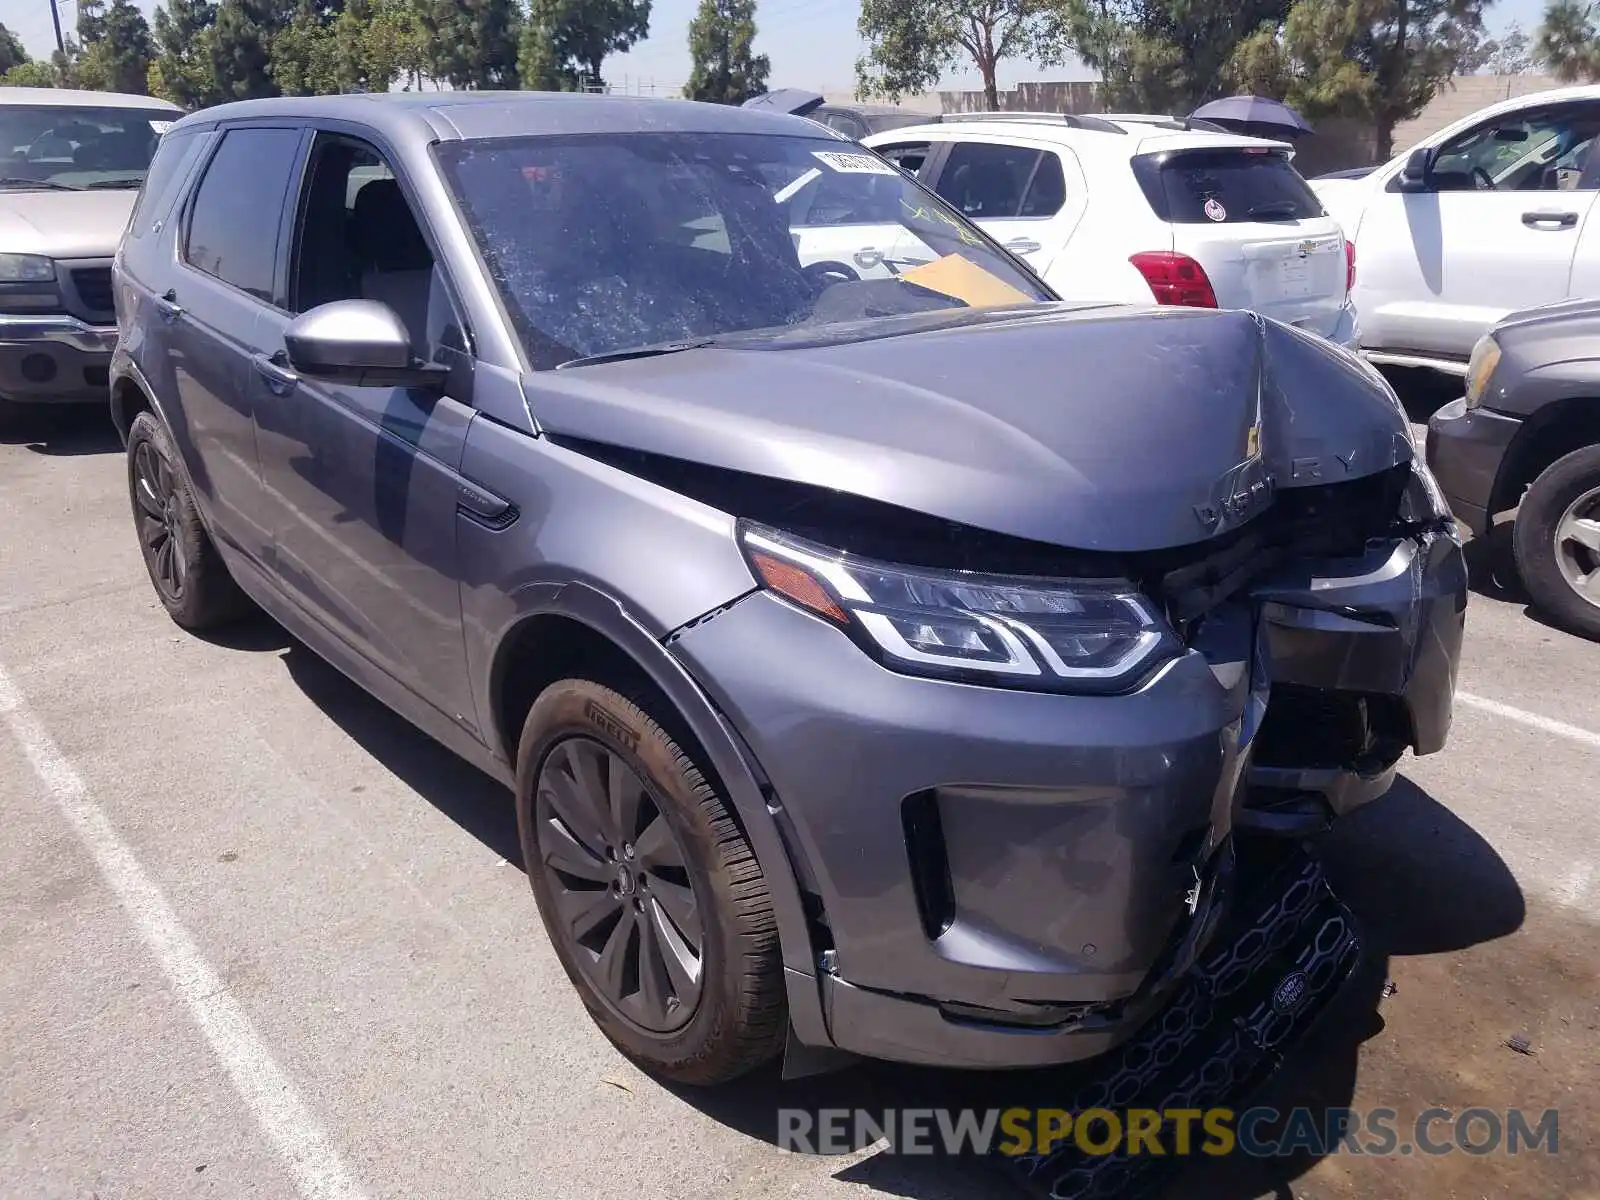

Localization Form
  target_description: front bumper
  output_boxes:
[669,531,1464,1070]
[0,314,118,405]
[1425,396,1522,539]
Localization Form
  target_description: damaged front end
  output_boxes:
[527,306,1467,1074]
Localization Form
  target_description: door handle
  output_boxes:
[1522,210,1578,228]
[456,480,517,529]
[251,351,298,395]
[1005,238,1042,254]
[154,289,182,321]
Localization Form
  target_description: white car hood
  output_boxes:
[0,188,137,259]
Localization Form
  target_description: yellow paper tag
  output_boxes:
[899,254,1035,310]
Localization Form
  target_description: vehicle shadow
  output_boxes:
[0,404,123,456]
[1377,364,1459,425]
[248,629,1524,1199]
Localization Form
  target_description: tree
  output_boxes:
[0,23,31,76]
[2,61,60,87]
[857,0,1064,110]
[1539,0,1600,80]
[1224,0,1490,161]
[210,0,295,100]
[1064,0,1293,113]
[685,0,769,103]
[519,0,652,91]
[413,0,522,89]
[75,0,156,94]
[151,0,223,107]
[1464,20,1538,73]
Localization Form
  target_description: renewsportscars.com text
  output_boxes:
[778,1106,1560,1159]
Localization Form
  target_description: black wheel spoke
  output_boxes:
[564,740,617,843]
[634,814,685,873]
[135,471,164,518]
[541,816,611,884]
[646,896,702,1002]
[156,454,173,498]
[541,754,610,858]
[633,906,675,1026]
[595,904,635,1000]
[608,759,646,847]
[647,874,702,946]
[139,514,166,551]
[156,539,177,592]
[556,881,621,944]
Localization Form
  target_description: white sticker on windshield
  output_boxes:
[149,120,174,134]
[1203,197,1227,222]
[812,150,898,177]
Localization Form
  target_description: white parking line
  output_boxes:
[1456,691,1600,750]
[0,665,369,1200]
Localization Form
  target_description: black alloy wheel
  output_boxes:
[534,736,706,1034]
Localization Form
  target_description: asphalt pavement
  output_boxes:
[2,403,1597,1200]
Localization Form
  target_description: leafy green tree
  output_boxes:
[520,0,652,91]
[210,0,295,99]
[1224,0,1488,160]
[151,0,224,106]
[74,0,156,94]
[857,0,1064,111]
[413,0,522,88]
[0,23,29,76]
[685,0,769,103]
[518,21,577,90]
[2,61,60,87]
[268,0,338,93]
[1538,0,1600,80]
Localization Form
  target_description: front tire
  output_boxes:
[126,411,253,631]
[1512,444,1600,639]
[515,678,786,1085]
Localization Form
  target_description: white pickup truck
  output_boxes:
[1311,84,1600,376]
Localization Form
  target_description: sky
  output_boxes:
[1,0,1554,96]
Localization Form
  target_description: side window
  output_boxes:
[875,141,931,177]
[1430,105,1600,192]
[288,133,462,364]
[1019,151,1066,217]
[935,141,1042,218]
[128,129,206,240]
[184,128,302,302]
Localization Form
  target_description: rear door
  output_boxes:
[1134,145,1348,338]
[927,137,1088,276]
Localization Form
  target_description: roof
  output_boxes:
[863,113,1292,158]
[0,87,182,111]
[170,90,842,143]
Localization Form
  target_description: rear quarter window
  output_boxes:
[1132,149,1325,223]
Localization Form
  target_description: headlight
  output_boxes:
[0,254,56,283]
[1463,334,1501,410]
[1396,456,1456,535]
[739,524,1179,693]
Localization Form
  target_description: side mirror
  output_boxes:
[282,299,447,390]
[1396,146,1434,193]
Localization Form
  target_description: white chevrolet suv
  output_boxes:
[836,112,1358,347]
[1310,84,1600,376]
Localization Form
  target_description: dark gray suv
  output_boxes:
[111,92,1467,1089]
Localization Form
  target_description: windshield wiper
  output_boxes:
[84,176,145,189]
[1246,200,1300,220]
[556,339,721,369]
[0,177,84,191]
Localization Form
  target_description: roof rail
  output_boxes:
[1100,113,1234,134]
[941,111,1128,135]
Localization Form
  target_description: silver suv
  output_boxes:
[0,86,182,424]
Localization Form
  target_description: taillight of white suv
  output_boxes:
[1344,238,1356,295]
[1129,251,1218,308]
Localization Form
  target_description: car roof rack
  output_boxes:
[940,111,1128,135]
[1100,113,1233,134]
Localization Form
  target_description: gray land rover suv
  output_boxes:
[0,86,182,423]
[111,92,1466,1098]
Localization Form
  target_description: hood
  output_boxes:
[0,188,138,258]
[526,306,1415,553]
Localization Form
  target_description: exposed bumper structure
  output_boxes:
[668,529,1464,1070]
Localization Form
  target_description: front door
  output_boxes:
[1356,101,1600,360]
[929,137,1087,279]
[252,130,480,732]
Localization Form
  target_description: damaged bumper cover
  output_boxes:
[666,519,1464,1070]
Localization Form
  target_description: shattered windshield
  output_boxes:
[0,105,176,190]
[434,131,1056,369]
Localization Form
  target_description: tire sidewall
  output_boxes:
[128,411,207,625]
[514,680,749,1075]
[1513,443,1600,638]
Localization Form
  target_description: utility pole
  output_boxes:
[47,0,65,52]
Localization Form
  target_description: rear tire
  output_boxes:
[1512,444,1600,640]
[515,678,786,1085]
[126,411,254,631]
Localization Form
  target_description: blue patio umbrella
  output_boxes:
[1190,95,1314,139]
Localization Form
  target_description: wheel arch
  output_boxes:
[484,582,831,1046]
[1491,397,1600,521]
